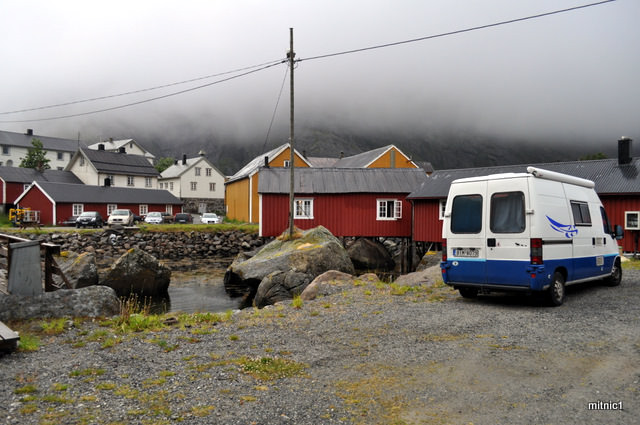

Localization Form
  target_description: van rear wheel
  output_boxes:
[548,271,565,306]
[459,287,478,299]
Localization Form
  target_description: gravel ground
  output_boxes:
[1,267,639,425]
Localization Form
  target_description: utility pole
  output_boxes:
[288,28,295,238]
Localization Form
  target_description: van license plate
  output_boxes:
[453,248,478,258]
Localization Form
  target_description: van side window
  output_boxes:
[571,201,592,226]
[600,206,611,234]
[451,194,482,234]
[490,191,525,233]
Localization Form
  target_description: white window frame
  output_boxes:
[2,145,9,155]
[195,167,201,176]
[23,183,30,192]
[377,199,402,220]
[206,168,212,177]
[127,176,135,187]
[107,204,118,215]
[283,160,290,168]
[209,182,216,192]
[166,205,173,215]
[439,199,446,220]
[169,182,174,191]
[72,204,84,216]
[145,177,152,188]
[190,182,197,191]
[139,204,148,215]
[294,198,314,219]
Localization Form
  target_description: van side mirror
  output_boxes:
[613,224,624,240]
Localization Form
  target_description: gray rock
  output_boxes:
[254,271,313,308]
[53,252,99,289]
[0,285,120,321]
[300,270,355,301]
[393,265,442,287]
[100,248,171,297]
[224,226,354,305]
[347,237,395,271]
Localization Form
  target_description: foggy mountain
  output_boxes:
[135,126,616,176]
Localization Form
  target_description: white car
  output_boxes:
[107,209,134,226]
[200,213,222,224]
[144,211,163,224]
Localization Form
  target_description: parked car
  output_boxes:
[161,212,174,224]
[60,216,79,226]
[75,211,104,228]
[200,212,222,224]
[144,211,164,224]
[174,213,193,224]
[107,209,135,226]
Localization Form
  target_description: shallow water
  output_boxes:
[150,260,242,314]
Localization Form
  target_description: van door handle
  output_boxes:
[487,238,496,247]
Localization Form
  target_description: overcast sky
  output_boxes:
[1,0,638,147]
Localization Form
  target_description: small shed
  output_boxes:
[15,181,183,226]
[258,167,427,238]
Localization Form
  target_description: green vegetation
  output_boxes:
[19,138,50,171]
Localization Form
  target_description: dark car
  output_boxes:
[174,213,193,224]
[76,211,104,228]
[60,216,79,226]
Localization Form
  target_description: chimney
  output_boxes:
[618,137,632,165]
[182,154,187,165]
[25,129,33,136]
[339,151,344,159]
[264,156,269,168]
[98,144,105,151]
[109,137,113,142]
[118,147,126,154]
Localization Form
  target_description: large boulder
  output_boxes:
[0,286,120,321]
[347,237,395,271]
[53,252,99,289]
[100,248,171,297]
[224,226,354,307]
[300,270,355,301]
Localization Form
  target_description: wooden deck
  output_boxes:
[0,320,19,353]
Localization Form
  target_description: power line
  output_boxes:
[299,0,616,62]
[0,59,285,116]
[262,65,289,154]
[0,60,287,123]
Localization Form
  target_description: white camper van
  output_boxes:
[441,167,623,306]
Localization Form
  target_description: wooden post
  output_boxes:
[288,27,295,238]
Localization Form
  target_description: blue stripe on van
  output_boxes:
[442,254,617,291]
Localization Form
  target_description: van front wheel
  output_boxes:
[604,260,622,287]
[548,272,565,306]
[459,287,478,299]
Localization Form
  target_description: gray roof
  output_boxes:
[0,166,82,184]
[160,155,224,179]
[408,158,640,199]
[20,181,182,204]
[306,157,339,167]
[87,139,155,158]
[0,130,80,152]
[228,143,312,183]
[79,148,159,176]
[258,167,428,194]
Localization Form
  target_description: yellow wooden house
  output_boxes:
[225,144,311,223]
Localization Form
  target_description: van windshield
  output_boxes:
[490,191,525,233]
[451,194,483,233]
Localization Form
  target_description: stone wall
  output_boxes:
[22,230,269,263]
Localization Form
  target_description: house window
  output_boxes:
[283,160,290,168]
[145,177,152,188]
[169,182,173,191]
[127,176,135,187]
[57,152,64,160]
[190,182,197,191]
[23,184,30,191]
[206,168,212,177]
[72,204,84,216]
[439,199,446,220]
[139,204,148,215]
[294,198,314,219]
[107,175,115,186]
[6,160,13,167]
[79,156,85,166]
[2,146,9,155]
[107,204,117,215]
[377,199,402,220]
[166,205,173,215]
[195,167,201,176]
[209,182,216,192]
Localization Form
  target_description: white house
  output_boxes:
[65,147,160,189]
[159,153,225,213]
[0,129,79,170]
[87,139,155,164]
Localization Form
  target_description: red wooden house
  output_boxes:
[0,166,82,213]
[258,167,427,237]
[408,138,640,253]
[15,181,182,226]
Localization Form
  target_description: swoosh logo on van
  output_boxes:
[546,216,578,238]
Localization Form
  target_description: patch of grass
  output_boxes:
[96,382,116,390]
[40,394,73,403]
[236,356,308,381]
[51,383,69,391]
[291,295,303,309]
[40,318,67,335]
[17,333,41,352]
[14,384,38,394]
[622,257,640,270]
[191,405,215,417]
[150,338,179,352]
[69,368,105,378]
